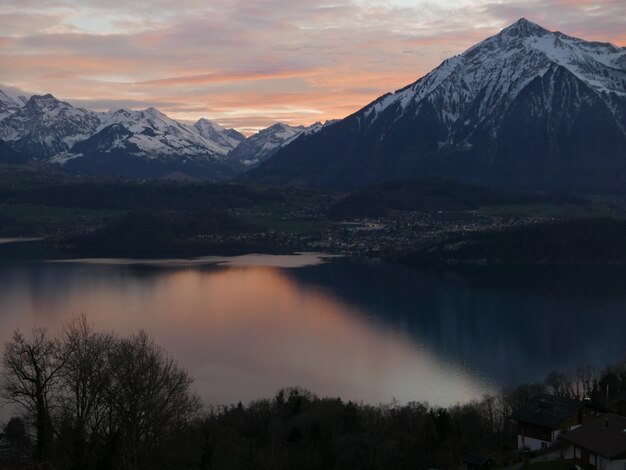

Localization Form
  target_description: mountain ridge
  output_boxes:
[227,121,337,167]
[246,18,626,192]
[0,92,325,180]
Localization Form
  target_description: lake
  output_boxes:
[1,240,625,419]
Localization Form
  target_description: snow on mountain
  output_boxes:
[46,107,244,180]
[247,19,626,191]
[0,94,102,159]
[227,123,306,167]
[363,18,626,135]
[76,107,232,159]
[0,90,24,121]
[0,86,335,178]
[228,121,336,167]
[282,120,339,146]
[0,91,251,179]
[192,118,245,154]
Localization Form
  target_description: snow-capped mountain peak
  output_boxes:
[247,19,626,191]
[0,90,247,180]
[227,121,333,167]
[0,93,102,157]
[363,17,626,131]
[192,118,245,153]
[469,18,626,96]
[77,107,236,160]
[50,106,243,179]
[498,17,550,38]
[0,90,19,108]
[0,90,24,121]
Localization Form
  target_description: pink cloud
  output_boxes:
[0,0,623,131]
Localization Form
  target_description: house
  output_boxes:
[560,413,626,470]
[510,394,597,451]
[461,453,492,470]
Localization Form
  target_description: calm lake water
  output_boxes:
[1,240,626,417]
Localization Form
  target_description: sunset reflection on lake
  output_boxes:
[0,255,491,414]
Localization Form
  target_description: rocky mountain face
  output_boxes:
[247,19,626,192]
[0,94,101,160]
[0,91,24,121]
[193,118,245,154]
[0,94,245,180]
[53,108,242,179]
[228,121,337,168]
[0,90,338,180]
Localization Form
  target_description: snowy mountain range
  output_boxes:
[193,118,246,154]
[0,94,101,159]
[248,19,626,192]
[0,92,326,180]
[3,19,625,188]
[0,91,27,121]
[228,121,337,167]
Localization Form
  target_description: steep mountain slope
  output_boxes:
[229,121,336,167]
[192,118,245,154]
[0,93,247,180]
[56,109,239,180]
[247,19,626,192]
[0,94,102,159]
[0,91,23,121]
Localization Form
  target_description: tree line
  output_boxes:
[2,318,626,470]
[0,317,199,469]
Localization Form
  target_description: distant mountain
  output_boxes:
[0,91,24,121]
[0,93,246,180]
[193,118,245,154]
[0,94,101,159]
[228,121,336,167]
[247,19,626,192]
[55,109,239,180]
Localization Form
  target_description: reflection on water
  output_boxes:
[290,260,626,387]
[48,252,340,269]
[2,243,626,419]
[0,251,490,417]
[0,237,43,244]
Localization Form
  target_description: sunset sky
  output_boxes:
[1,0,624,134]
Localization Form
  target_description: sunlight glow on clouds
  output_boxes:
[0,0,624,132]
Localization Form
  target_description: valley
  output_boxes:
[1,166,625,263]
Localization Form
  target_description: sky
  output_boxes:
[0,0,625,134]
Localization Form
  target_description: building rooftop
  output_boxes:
[462,453,491,466]
[510,394,585,429]
[560,414,626,459]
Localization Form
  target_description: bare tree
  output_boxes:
[545,371,575,398]
[59,315,115,467]
[1,324,200,469]
[0,328,68,464]
[573,366,598,400]
[104,330,200,470]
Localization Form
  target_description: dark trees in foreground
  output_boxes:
[0,328,66,464]
[0,317,199,470]
[3,319,626,469]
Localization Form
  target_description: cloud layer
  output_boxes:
[1,0,624,132]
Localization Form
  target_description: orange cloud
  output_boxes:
[1,0,624,132]
[135,68,319,86]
